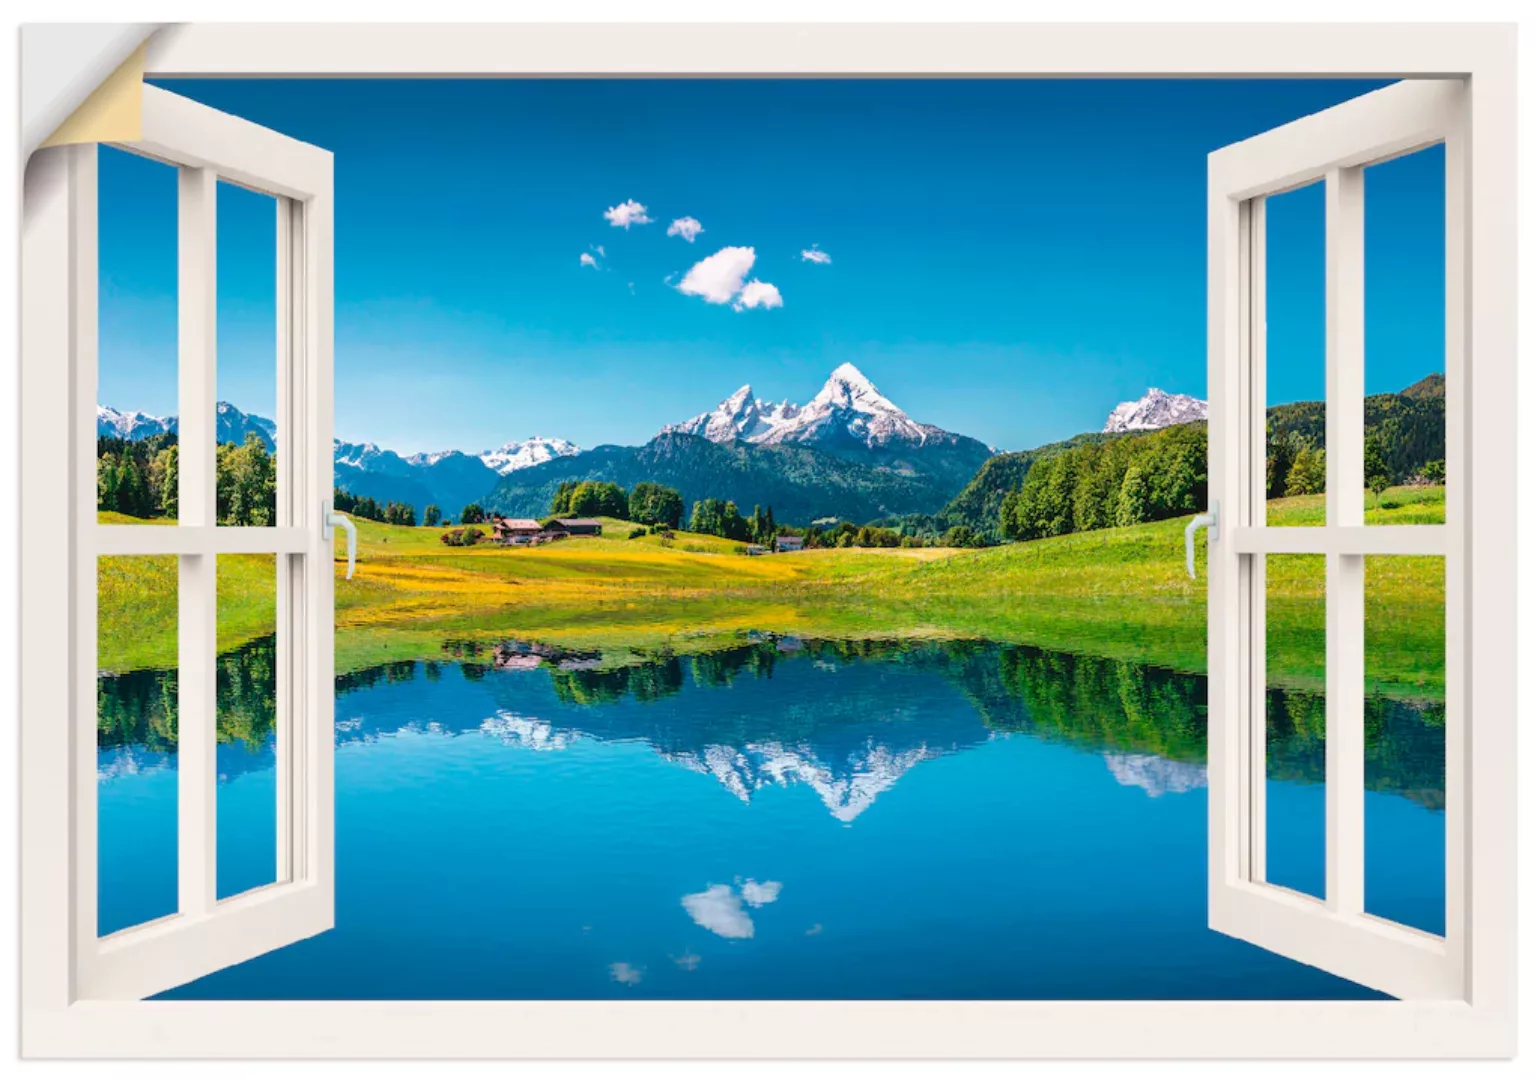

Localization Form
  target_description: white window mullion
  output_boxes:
[274,197,296,885]
[177,165,219,918]
[1245,196,1268,884]
[1323,164,1366,918]
[1324,165,1367,530]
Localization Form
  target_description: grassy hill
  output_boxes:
[96,488,1445,704]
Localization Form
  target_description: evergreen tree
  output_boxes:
[423,504,442,527]
[721,501,749,542]
[98,452,122,513]
[1116,464,1150,527]
[1285,446,1326,497]
[153,445,178,520]
[1365,436,1392,504]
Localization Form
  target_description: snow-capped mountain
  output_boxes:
[97,405,176,442]
[333,436,583,519]
[1102,388,1208,433]
[97,402,277,449]
[664,740,936,823]
[217,402,278,449]
[660,385,800,444]
[660,362,951,450]
[1102,753,1207,797]
[485,363,992,522]
[479,436,583,476]
[98,398,581,520]
[334,440,394,471]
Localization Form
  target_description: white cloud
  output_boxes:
[579,252,599,269]
[672,951,702,971]
[667,216,704,243]
[677,247,784,312]
[609,962,643,986]
[800,246,832,265]
[603,199,652,229]
[677,246,756,305]
[733,279,783,312]
[739,879,782,907]
[595,244,605,257]
[681,884,755,939]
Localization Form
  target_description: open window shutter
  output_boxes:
[1206,79,1467,1001]
[74,85,334,1000]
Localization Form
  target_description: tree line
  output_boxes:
[333,488,418,526]
[546,480,687,528]
[1265,425,1442,502]
[98,432,278,526]
[787,520,988,549]
[1000,422,1207,541]
[998,415,1448,544]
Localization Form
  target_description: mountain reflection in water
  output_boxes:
[95,634,1445,1000]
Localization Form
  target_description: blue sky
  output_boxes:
[98,79,1444,454]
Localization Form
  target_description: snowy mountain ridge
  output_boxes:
[1102,388,1208,433]
[660,362,942,450]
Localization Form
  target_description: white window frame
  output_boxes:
[17,22,1515,1059]
[1206,79,1471,1003]
[21,87,336,1005]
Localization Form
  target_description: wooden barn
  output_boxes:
[554,518,603,536]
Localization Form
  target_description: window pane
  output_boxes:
[1264,181,1327,526]
[216,554,280,899]
[97,146,179,525]
[1364,555,1445,934]
[216,180,279,527]
[97,555,178,935]
[1263,553,1326,899]
[1364,145,1446,526]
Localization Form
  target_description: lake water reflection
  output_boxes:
[95,635,1445,999]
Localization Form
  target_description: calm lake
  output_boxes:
[96,635,1445,999]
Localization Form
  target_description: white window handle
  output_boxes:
[323,506,358,580]
[1184,502,1219,581]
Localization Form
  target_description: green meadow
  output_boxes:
[96,486,1445,702]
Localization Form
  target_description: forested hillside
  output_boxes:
[947,374,1445,541]
[485,432,976,524]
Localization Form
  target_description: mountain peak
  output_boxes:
[810,362,898,414]
[480,435,583,476]
[1103,387,1208,434]
[827,362,874,390]
[97,400,275,449]
[662,364,943,450]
